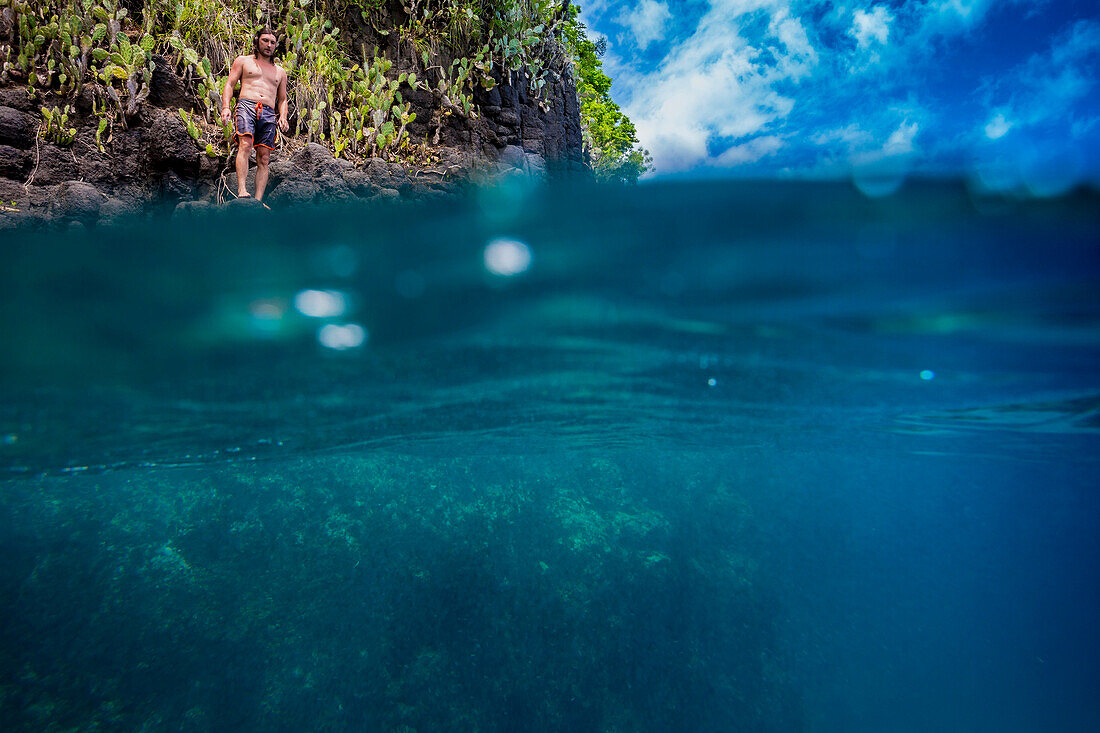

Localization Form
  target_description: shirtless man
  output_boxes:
[220,28,289,201]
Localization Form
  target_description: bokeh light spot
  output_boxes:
[295,289,348,318]
[318,323,367,350]
[484,238,532,277]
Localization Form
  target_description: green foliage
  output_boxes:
[179,107,203,140]
[330,53,416,158]
[420,44,484,125]
[40,103,75,144]
[0,0,641,175]
[0,0,154,131]
[561,4,650,183]
[92,92,111,150]
[398,0,566,109]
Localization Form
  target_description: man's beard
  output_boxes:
[258,47,273,59]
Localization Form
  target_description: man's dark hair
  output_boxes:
[253,27,278,59]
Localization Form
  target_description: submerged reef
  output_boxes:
[0,450,799,730]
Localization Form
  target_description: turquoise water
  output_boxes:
[1,180,1098,730]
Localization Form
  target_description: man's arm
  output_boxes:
[221,57,243,124]
[276,68,289,133]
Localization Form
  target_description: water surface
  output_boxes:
[1,180,1098,731]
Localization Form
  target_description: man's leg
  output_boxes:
[235,137,253,197]
[255,146,271,201]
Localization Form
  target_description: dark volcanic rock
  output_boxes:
[498,145,527,170]
[496,109,520,128]
[0,144,29,178]
[225,169,256,197]
[0,105,35,148]
[74,85,96,115]
[99,192,146,225]
[525,153,547,177]
[224,195,267,214]
[51,180,104,222]
[0,178,51,228]
[478,84,503,108]
[292,143,336,177]
[30,143,79,185]
[285,146,361,202]
[342,169,375,198]
[75,138,115,185]
[364,158,409,191]
[315,174,353,202]
[268,159,297,181]
[161,170,195,200]
[172,199,216,219]
[265,178,316,207]
[0,88,37,112]
[149,54,192,110]
[103,128,146,182]
[0,177,27,204]
[498,80,520,109]
[148,110,200,173]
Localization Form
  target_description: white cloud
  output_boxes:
[592,0,1084,177]
[931,0,986,23]
[1050,18,1100,66]
[984,112,1012,139]
[915,0,1046,45]
[616,0,673,51]
[920,0,994,34]
[712,135,784,166]
[622,0,818,172]
[983,19,1100,131]
[884,120,919,154]
[851,6,892,49]
[811,124,874,150]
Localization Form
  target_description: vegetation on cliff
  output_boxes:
[0,0,650,180]
[561,4,649,183]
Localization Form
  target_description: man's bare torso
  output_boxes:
[237,56,283,107]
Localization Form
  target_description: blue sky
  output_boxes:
[578,0,1100,191]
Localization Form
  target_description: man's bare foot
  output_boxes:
[238,192,251,198]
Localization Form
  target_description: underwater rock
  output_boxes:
[99,191,146,226]
[265,177,316,207]
[51,180,103,223]
[498,144,527,170]
[172,199,215,219]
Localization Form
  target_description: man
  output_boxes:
[220,28,289,201]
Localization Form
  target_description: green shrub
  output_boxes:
[561,4,650,182]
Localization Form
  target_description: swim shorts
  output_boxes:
[235,98,278,149]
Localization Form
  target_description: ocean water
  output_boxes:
[1,179,1098,731]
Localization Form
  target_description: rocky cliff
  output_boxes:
[0,5,588,228]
